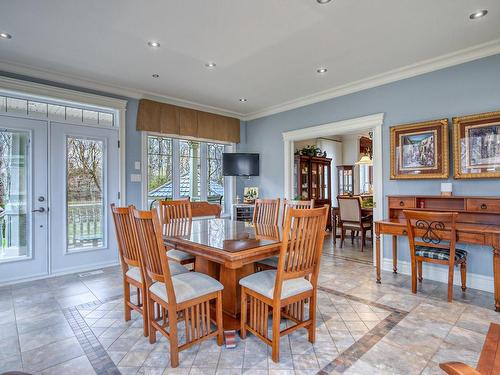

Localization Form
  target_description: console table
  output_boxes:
[374,195,500,311]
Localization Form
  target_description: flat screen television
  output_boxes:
[223,153,259,176]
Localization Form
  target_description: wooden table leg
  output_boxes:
[392,235,398,274]
[493,246,500,312]
[375,223,381,284]
[333,210,337,245]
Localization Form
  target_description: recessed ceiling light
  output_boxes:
[317,67,328,74]
[239,98,248,102]
[469,10,488,19]
[0,32,12,39]
[148,41,160,48]
[205,62,217,69]
[316,0,332,4]
[152,74,160,78]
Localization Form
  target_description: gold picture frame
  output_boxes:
[390,119,449,179]
[453,110,500,179]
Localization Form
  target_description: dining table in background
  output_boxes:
[163,218,281,331]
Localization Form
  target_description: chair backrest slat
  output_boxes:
[274,205,328,298]
[281,199,314,227]
[133,209,175,300]
[158,199,193,236]
[111,204,141,269]
[337,196,362,222]
[253,198,280,226]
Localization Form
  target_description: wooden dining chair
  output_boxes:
[111,204,189,337]
[337,196,372,252]
[253,198,280,226]
[240,205,329,362]
[404,210,467,302]
[111,204,148,336]
[255,199,314,271]
[158,199,196,266]
[133,208,224,368]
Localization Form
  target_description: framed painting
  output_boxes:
[390,119,449,179]
[453,110,500,179]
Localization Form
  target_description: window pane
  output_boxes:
[83,110,99,125]
[0,130,29,260]
[66,107,83,123]
[147,136,173,206]
[28,101,48,118]
[179,140,201,201]
[98,112,113,126]
[66,137,104,251]
[207,143,224,207]
[0,96,6,112]
[48,104,66,121]
[6,97,27,115]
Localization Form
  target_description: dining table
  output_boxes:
[163,218,282,331]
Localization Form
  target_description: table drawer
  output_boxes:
[389,197,415,209]
[466,199,500,213]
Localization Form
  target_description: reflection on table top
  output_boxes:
[163,218,281,253]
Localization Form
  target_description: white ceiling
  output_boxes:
[1,0,500,119]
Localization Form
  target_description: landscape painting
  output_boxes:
[453,111,500,179]
[390,119,449,179]
[400,130,437,170]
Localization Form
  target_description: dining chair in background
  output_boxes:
[337,196,373,252]
[253,198,281,226]
[255,199,314,271]
[158,199,196,266]
[404,210,467,302]
[240,205,329,362]
[133,208,224,368]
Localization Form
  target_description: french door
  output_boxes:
[0,116,48,281]
[0,115,120,283]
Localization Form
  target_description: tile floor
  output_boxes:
[0,238,498,375]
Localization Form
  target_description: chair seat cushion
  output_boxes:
[415,246,467,262]
[239,270,312,299]
[126,262,189,283]
[257,256,279,268]
[149,272,223,304]
[167,249,195,262]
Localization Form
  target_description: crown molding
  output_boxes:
[243,38,500,121]
[0,60,244,119]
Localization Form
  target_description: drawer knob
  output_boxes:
[399,201,405,206]
[402,230,407,235]
[481,203,487,210]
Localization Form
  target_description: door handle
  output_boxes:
[32,207,46,213]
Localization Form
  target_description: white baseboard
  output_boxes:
[382,258,493,293]
[0,260,120,287]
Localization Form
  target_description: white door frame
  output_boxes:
[282,113,385,266]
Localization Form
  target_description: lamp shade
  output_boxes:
[355,154,373,165]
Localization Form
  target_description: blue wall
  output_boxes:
[239,54,500,277]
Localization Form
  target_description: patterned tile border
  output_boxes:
[63,296,122,375]
[62,286,408,375]
[317,285,409,374]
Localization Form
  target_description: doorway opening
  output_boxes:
[282,113,384,266]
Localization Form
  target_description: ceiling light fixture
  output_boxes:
[239,98,248,102]
[316,0,332,4]
[317,67,328,74]
[0,32,12,39]
[152,74,160,78]
[205,62,217,69]
[148,41,160,48]
[469,10,488,19]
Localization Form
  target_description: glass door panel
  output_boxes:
[66,137,105,251]
[0,116,48,283]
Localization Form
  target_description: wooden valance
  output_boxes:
[137,99,240,143]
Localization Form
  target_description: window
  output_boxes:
[147,136,173,204]
[146,136,228,210]
[359,164,373,194]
